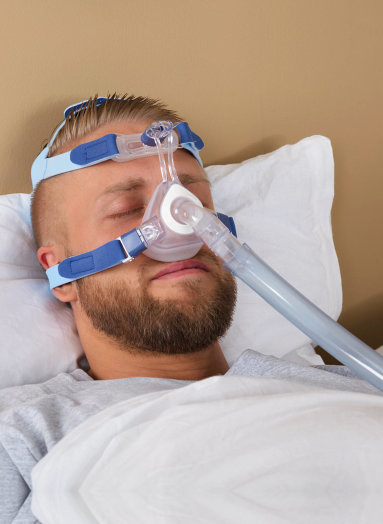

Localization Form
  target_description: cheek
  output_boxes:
[187,183,214,209]
[121,250,161,288]
[115,262,143,289]
[203,190,215,210]
[198,188,215,210]
[84,258,145,293]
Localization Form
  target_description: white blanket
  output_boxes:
[32,376,383,524]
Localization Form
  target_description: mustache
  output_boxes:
[138,246,222,281]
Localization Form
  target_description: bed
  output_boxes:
[2,135,382,523]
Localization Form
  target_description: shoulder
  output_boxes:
[227,349,381,395]
[0,370,93,457]
[0,369,92,412]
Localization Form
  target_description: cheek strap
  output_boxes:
[45,213,237,290]
[46,229,146,289]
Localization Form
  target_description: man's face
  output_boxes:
[56,120,237,354]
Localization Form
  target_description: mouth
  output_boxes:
[151,260,210,281]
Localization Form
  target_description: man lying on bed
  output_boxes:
[0,94,379,523]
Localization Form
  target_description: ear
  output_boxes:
[37,246,78,303]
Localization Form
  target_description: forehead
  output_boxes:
[78,119,150,143]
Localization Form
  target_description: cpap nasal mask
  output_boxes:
[32,97,383,391]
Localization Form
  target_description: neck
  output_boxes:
[75,312,229,381]
[86,342,229,381]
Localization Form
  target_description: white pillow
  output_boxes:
[0,194,83,388]
[0,135,341,388]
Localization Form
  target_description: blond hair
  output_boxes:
[47,93,182,157]
[31,93,182,248]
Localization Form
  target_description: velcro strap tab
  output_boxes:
[64,97,108,118]
[176,122,204,150]
[70,255,95,274]
[217,213,237,238]
[70,134,118,166]
[58,238,126,279]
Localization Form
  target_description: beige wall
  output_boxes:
[1,0,382,355]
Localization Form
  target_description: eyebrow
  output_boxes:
[178,172,210,186]
[98,178,146,199]
[98,173,210,200]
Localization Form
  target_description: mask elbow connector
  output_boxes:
[170,197,242,265]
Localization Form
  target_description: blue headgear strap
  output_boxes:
[31,98,204,189]
[46,228,147,289]
[46,213,237,289]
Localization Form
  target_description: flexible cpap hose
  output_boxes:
[170,198,383,392]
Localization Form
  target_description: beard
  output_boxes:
[76,249,237,355]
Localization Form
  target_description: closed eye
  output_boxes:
[110,206,145,219]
